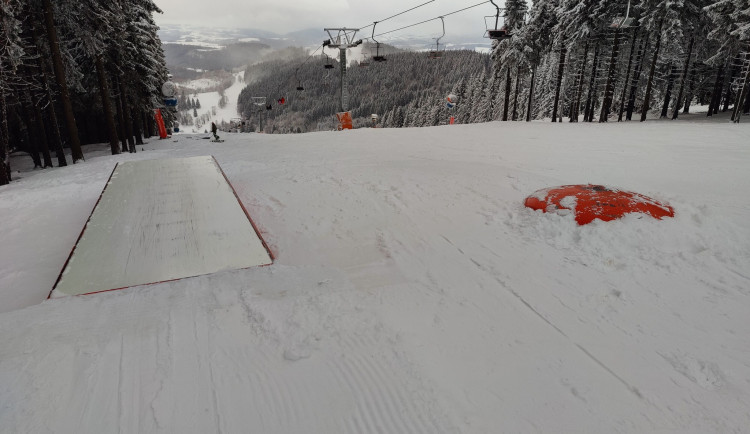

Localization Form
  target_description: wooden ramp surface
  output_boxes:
[52,156,272,297]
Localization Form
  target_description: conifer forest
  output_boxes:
[0,0,169,185]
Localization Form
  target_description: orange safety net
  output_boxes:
[524,184,675,225]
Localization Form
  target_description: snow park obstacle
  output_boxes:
[50,156,273,297]
[524,184,675,225]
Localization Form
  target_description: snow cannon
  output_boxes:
[524,184,675,225]
[446,93,458,109]
[161,81,176,98]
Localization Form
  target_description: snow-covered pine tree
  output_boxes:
[71,0,122,154]
[635,0,702,121]
[517,0,560,120]
[705,0,750,119]
[0,0,25,184]
[496,0,528,122]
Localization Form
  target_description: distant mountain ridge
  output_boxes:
[159,24,491,79]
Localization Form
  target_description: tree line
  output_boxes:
[0,0,170,186]
[236,0,750,132]
[491,0,750,124]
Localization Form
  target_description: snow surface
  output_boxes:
[1,118,750,433]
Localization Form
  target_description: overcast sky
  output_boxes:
[153,0,505,41]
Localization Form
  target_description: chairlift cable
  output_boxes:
[373,1,490,39]
[300,43,325,67]
[345,0,437,38]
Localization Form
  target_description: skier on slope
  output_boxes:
[211,122,219,142]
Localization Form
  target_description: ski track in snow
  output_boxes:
[1,119,750,433]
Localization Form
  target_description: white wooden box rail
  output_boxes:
[51,156,272,297]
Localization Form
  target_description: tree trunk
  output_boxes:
[600,29,623,122]
[43,0,84,162]
[113,54,136,152]
[571,41,589,122]
[640,19,664,122]
[682,62,697,114]
[707,63,725,117]
[723,59,738,113]
[627,34,649,120]
[117,76,136,153]
[30,11,67,166]
[512,65,521,121]
[0,87,10,185]
[144,111,154,137]
[618,31,638,121]
[732,49,750,123]
[20,90,44,168]
[660,64,676,118]
[526,66,536,122]
[133,103,145,145]
[95,56,121,155]
[111,72,127,143]
[671,38,694,120]
[503,67,512,121]
[32,98,54,168]
[584,41,601,122]
[0,4,8,184]
[551,43,567,122]
[44,96,67,167]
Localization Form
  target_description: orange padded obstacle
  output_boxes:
[336,111,353,130]
[524,184,675,225]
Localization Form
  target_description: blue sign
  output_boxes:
[164,98,178,107]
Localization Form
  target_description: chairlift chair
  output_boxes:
[371,22,387,62]
[429,17,446,59]
[360,46,371,67]
[484,0,512,40]
[295,68,305,91]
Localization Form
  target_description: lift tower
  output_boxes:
[323,28,363,112]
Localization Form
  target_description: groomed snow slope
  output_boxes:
[1,119,749,433]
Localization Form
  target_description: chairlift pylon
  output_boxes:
[429,16,446,59]
[371,22,387,62]
[485,0,511,40]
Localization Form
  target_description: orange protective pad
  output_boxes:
[336,112,353,130]
[524,184,675,225]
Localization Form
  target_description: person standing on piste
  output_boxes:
[211,122,219,142]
